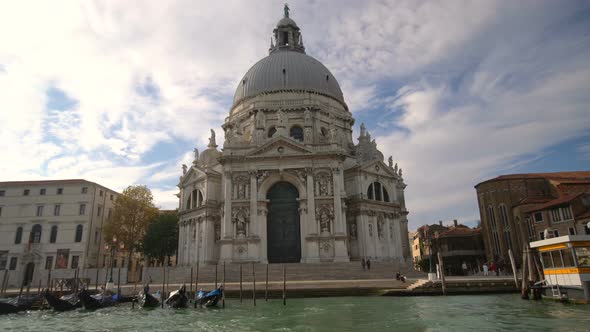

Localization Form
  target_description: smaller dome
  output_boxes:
[200,148,221,167]
[277,17,298,28]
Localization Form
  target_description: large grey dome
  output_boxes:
[232,50,346,108]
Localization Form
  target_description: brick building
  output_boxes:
[475,171,590,266]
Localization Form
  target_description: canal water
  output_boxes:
[1,294,589,331]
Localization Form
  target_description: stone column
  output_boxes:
[298,199,308,262]
[220,172,233,262]
[332,167,349,262]
[258,201,268,263]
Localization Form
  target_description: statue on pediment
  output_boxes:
[388,156,393,168]
[182,164,187,174]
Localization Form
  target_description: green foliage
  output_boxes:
[104,185,159,258]
[142,212,179,264]
[415,258,430,272]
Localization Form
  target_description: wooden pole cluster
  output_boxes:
[239,264,243,303]
[520,248,529,300]
[190,267,194,294]
[117,267,121,296]
[215,264,218,289]
[94,268,99,290]
[282,264,286,306]
[222,261,226,308]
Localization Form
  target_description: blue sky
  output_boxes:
[1,0,589,230]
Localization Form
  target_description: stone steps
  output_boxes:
[146,262,424,284]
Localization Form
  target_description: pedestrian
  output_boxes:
[490,262,497,277]
[483,263,489,276]
[366,258,371,271]
[462,262,468,276]
[361,258,366,271]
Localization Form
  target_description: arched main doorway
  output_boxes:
[267,182,300,263]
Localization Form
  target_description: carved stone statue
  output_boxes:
[208,129,217,147]
[182,164,187,174]
[215,223,221,241]
[360,123,366,137]
[368,224,373,237]
[320,211,330,234]
[394,163,398,174]
[318,177,329,196]
[350,223,357,239]
[277,109,286,127]
[329,126,338,143]
[389,223,394,240]
[304,109,312,126]
[256,110,266,128]
[388,156,393,168]
[399,168,403,177]
[236,214,247,237]
[377,219,384,238]
[284,3,290,18]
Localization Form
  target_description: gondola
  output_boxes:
[43,289,82,311]
[165,285,188,308]
[197,286,224,308]
[0,295,39,314]
[78,288,117,310]
[138,285,160,308]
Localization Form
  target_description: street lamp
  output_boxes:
[104,236,124,291]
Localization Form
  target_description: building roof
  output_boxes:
[524,194,583,213]
[475,171,590,188]
[0,179,119,194]
[437,227,481,238]
[232,12,346,109]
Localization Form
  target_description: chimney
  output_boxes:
[439,220,443,226]
[453,219,458,227]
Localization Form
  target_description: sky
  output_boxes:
[1,0,589,231]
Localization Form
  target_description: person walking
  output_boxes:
[483,263,489,276]
[462,262,468,276]
[366,258,371,271]
[361,258,366,271]
[490,262,497,277]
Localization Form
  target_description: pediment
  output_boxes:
[360,160,398,178]
[179,165,219,187]
[246,136,314,158]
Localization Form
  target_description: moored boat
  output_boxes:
[197,286,224,308]
[43,289,81,311]
[0,295,39,314]
[139,285,160,308]
[78,288,117,310]
[530,234,590,303]
[165,285,188,308]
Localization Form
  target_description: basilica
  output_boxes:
[177,7,410,265]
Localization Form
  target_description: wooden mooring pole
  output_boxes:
[215,264,218,289]
[47,268,52,292]
[94,268,99,290]
[282,264,286,306]
[265,264,269,302]
[195,262,199,292]
[521,249,529,299]
[190,266,194,294]
[239,264,243,303]
[161,262,166,308]
[437,252,446,295]
[222,261,225,308]
[252,262,256,306]
[508,248,519,288]
[117,267,121,296]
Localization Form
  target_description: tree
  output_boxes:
[142,212,179,265]
[104,185,159,267]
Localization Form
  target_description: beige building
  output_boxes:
[177,8,410,266]
[0,179,118,286]
[475,171,590,266]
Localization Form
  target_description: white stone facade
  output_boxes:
[177,10,410,266]
[0,179,118,286]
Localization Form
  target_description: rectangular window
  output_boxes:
[534,212,543,223]
[0,251,7,270]
[562,207,572,220]
[94,230,99,244]
[108,209,112,219]
[36,205,44,217]
[45,256,53,270]
[569,227,576,236]
[110,194,113,201]
[97,206,102,217]
[582,196,590,206]
[113,259,118,268]
[79,204,86,215]
[492,232,501,255]
[551,209,562,222]
[499,205,509,226]
[9,257,17,270]
[553,230,559,237]
[71,256,79,269]
[54,204,61,216]
[23,189,30,196]
[0,190,5,196]
[55,249,69,269]
[81,187,88,194]
[57,188,63,195]
[40,188,46,195]
[503,230,512,250]
[561,249,575,267]
[99,190,103,197]
[539,231,545,240]
[0,206,3,217]
[541,252,552,268]
[550,251,563,268]
[575,247,590,268]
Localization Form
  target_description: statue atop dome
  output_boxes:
[208,129,217,148]
[284,3,290,18]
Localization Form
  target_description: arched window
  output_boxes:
[268,126,277,138]
[75,224,83,243]
[30,224,42,243]
[15,226,23,244]
[191,189,198,208]
[50,225,58,243]
[290,126,303,141]
[186,194,191,210]
[366,182,389,202]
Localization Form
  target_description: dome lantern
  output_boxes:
[270,4,305,54]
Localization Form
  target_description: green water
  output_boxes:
[1,295,589,331]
